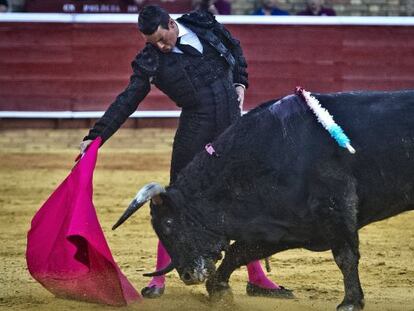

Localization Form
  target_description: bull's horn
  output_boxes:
[143,261,175,277]
[112,182,165,230]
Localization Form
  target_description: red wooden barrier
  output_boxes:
[1,20,413,114]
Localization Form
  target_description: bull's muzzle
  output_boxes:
[179,257,216,285]
[180,267,209,285]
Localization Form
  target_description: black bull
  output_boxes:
[113,90,413,310]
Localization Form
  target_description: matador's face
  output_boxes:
[142,18,178,53]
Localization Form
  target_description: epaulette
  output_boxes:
[134,43,159,75]
[177,10,217,29]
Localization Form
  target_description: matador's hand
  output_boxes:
[79,139,93,155]
[235,85,245,113]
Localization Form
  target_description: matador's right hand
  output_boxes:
[79,139,93,155]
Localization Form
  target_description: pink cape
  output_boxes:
[26,138,141,306]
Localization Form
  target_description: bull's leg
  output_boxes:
[327,189,363,310]
[206,241,288,301]
[331,236,364,311]
[311,164,364,310]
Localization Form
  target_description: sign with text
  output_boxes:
[25,0,192,13]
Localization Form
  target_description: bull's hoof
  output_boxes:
[141,285,165,298]
[337,299,365,311]
[206,279,233,304]
[246,282,295,299]
[209,287,234,305]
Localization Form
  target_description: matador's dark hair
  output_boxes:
[138,5,170,35]
[199,0,211,11]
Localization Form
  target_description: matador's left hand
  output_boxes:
[235,85,245,114]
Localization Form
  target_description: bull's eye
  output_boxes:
[162,218,174,235]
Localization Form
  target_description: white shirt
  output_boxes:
[172,21,203,54]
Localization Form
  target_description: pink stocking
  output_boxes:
[246,260,280,289]
[147,240,171,288]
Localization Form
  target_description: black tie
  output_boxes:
[176,37,202,56]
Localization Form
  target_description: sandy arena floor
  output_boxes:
[0,129,413,311]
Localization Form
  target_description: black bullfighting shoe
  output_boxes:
[141,285,165,298]
[246,282,295,299]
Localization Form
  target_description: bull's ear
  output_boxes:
[151,194,163,206]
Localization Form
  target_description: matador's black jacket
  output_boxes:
[84,10,248,182]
